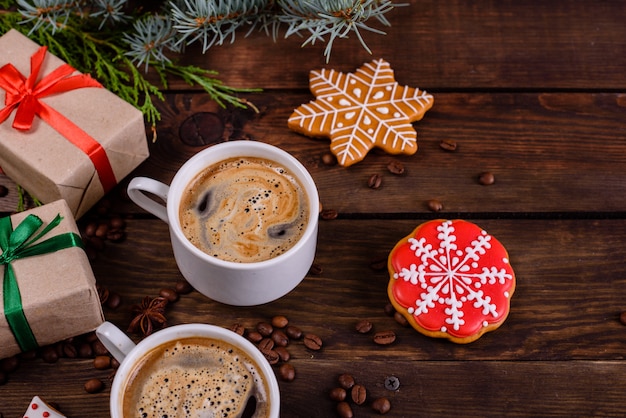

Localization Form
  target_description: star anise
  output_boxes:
[127,296,168,337]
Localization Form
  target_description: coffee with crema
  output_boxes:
[179,156,309,263]
[121,337,270,418]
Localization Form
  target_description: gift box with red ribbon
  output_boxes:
[0,199,104,359]
[0,29,149,218]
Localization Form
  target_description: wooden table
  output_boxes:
[2,1,626,416]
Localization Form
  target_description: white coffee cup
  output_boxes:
[96,321,280,418]
[127,141,319,306]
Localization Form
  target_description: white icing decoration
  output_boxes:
[367,128,374,134]
[373,91,384,100]
[337,123,343,128]
[339,98,351,107]
[394,112,401,117]
[353,88,362,98]
[504,291,510,298]
[364,115,371,125]
[483,321,488,327]
[377,107,389,114]
[503,257,509,264]
[345,111,355,120]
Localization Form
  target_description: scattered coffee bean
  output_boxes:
[93,355,111,370]
[386,160,405,175]
[84,378,104,393]
[478,171,495,185]
[427,198,444,212]
[369,257,387,271]
[355,319,373,334]
[278,363,295,382]
[110,357,120,369]
[373,330,396,345]
[78,343,93,358]
[271,315,289,329]
[338,373,355,390]
[159,288,179,303]
[383,303,396,317]
[40,346,59,363]
[62,342,78,358]
[371,397,392,414]
[256,322,274,337]
[384,375,400,391]
[229,323,246,336]
[94,223,108,239]
[271,330,289,347]
[303,333,323,350]
[247,331,263,343]
[620,312,626,326]
[336,401,353,418]
[0,356,19,373]
[321,152,337,166]
[92,340,109,356]
[258,338,275,352]
[106,228,126,243]
[285,325,303,340]
[321,208,338,220]
[351,384,367,405]
[105,291,122,310]
[393,311,409,327]
[439,139,458,152]
[261,349,280,365]
[308,263,323,275]
[175,279,193,294]
[274,346,290,362]
[367,173,382,189]
[0,185,8,197]
[329,387,347,402]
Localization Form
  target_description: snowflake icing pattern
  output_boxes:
[389,220,515,340]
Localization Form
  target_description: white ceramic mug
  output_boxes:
[127,141,319,306]
[96,321,280,418]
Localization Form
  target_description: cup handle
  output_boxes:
[127,177,170,224]
[95,321,137,363]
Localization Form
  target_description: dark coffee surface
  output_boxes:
[122,337,270,418]
[179,157,309,263]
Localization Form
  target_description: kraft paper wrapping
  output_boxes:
[0,29,149,219]
[0,199,104,359]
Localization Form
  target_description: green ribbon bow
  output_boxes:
[0,213,83,352]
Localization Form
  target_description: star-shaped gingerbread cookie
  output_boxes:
[288,59,434,167]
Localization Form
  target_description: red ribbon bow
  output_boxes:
[0,46,117,193]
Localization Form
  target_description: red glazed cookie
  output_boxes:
[388,220,516,344]
[288,59,433,167]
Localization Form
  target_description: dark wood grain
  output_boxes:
[1,0,626,417]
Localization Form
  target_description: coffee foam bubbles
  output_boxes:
[124,338,269,418]
[180,157,309,263]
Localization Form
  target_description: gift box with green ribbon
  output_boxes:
[0,29,149,219]
[0,199,104,359]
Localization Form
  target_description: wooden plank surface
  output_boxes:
[2,0,626,417]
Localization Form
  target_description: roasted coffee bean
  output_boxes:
[175,279,193,294]
[92,340,109,356]
[285,325,303,340]
[439,139,458,152]
[0,185,8,198]
[372,397,392,414]
[369,257,387,271]
[367,173,382,189]
[271,315,289,329]
[256,322,274,337]
[106,229,126,243]
[373,330,396,345]
[110,357,120,369]
[355,319,373,334]
[383,303,396,317]
[229,323,246,336]
[62,342,78,358]
[271,330,289,347]
[258,338,275,352]
[329,387,347,402]
[303,333,323,350]
[247,331,263,343]
[336,401,353,418]
[93,355,111,370]
[261,349,280,365]
[274,346,290,362]
[78,343,93,358]
[387,160,405,175]
[427,198,444,212]
[478,171,495,185]
[308,263,323,275]
[105,292,122,310]
[84,222,98,237]
[278,363,295,382]
[620,312,626,326]
[94,223,109,239]
[351,384,367,405]
[159,288,179,303]
[321,152,337,166]
[337,373,355,390]
[108,216,126,230]
[320,209,338,220]
[0,356,19,373]
[393,311,409,327]
[19,350,38,360]
[84,378,104,393]
[40,346,59,363]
